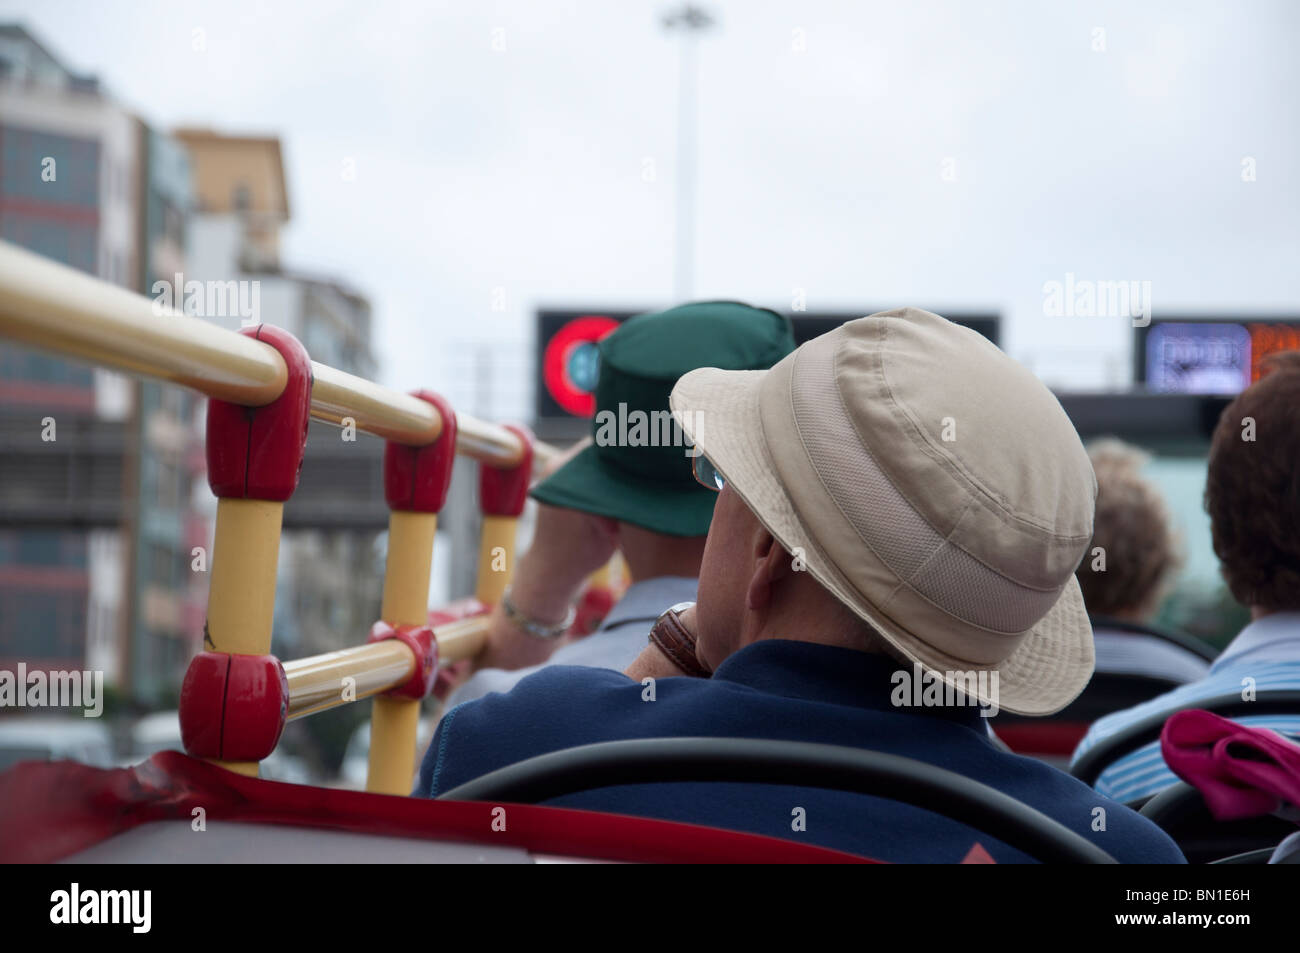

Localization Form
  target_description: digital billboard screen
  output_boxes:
[1136,319,1300,394]
[536,309,999,421]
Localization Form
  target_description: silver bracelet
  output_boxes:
[500,587,576,640]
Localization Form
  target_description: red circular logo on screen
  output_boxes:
[542,315,620,417]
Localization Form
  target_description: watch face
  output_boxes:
[663,601,696,618]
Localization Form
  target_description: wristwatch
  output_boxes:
[647,601,711,678]
[500,587,576,640]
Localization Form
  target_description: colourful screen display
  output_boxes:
[1143,321,1300,393]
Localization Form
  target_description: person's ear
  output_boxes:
[746,528,793,611]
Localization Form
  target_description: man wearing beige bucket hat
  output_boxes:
[652,305,1099,716]
[417,308,1184,863]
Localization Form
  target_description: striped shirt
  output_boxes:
[1070,613,1300,804]
[1092,627,1211,684]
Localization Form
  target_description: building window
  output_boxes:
[150,544,175,588]
[156,459,179,508]
[0,125,100,206]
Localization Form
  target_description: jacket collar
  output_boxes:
[1213,611,1300,673]
[710,639,990,729]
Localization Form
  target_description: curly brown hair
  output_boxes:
[1204,350,1300,611]
[1075,439,1181,618]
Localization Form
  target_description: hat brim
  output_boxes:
[530,442,717,537]
[670,368,1094,716]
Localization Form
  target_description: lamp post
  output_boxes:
[662,4,715,303]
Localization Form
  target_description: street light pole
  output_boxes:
[662,5,714,304]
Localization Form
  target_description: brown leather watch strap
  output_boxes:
[648,608,711,678]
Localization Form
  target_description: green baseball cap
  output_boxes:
[531,301,796,536]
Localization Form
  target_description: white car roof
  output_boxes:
[132,711,181,744]
[0,717,111,746]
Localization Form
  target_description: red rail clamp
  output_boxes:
[384,390,457,513]
[179,652,289,762]
[206,325,313,501]
[367,621,439,700]
[479,423,534,516]
[428,597,489,628]
[428,599,490,701]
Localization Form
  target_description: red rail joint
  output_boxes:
[384,391,457,512]
[428,597,489,628]
[179,652,289,762]
[367,621,438,700]
[479,423,534,516]
[206,325,313,501]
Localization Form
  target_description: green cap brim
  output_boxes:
[529,443,716,537]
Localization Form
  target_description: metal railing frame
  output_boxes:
[0,240,553,792]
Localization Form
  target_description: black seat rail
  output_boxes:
[1089,614,1220,662]
[1070,689,1300,786]
[439,736,1117,864]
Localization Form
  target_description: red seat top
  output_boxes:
[0,751,876,864]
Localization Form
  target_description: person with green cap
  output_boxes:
[444,301,796,708]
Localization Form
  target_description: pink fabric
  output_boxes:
[1161,709,1300,822]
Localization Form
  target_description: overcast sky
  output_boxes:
[4,0,1299,419]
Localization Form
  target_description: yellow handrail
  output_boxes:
[0,238,546,786]
[0,240,552,466]
[0,240,286,405]
[283,640,415,721]
[281,615,489,721]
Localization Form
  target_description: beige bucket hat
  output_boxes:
[670,307,1098,716]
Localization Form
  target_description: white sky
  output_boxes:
[3,0,1299,420]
